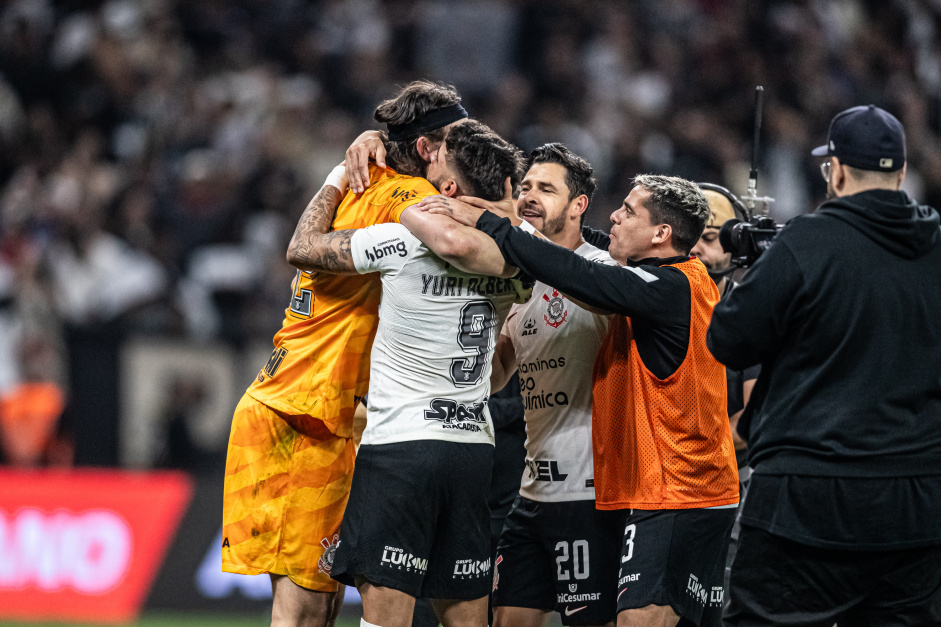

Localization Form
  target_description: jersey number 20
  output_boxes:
[450,300,496,388]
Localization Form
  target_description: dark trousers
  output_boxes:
[411,513,508,626]
[725,525,941,626]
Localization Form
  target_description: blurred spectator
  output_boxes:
[0,0,938,467]
[0,336,67,467]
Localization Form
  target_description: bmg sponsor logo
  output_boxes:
[365,239,408,263]
[380,546,428,574]
[452,557,491,579]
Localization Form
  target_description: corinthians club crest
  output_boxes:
[318,534,340,575]
[543,288,568,329]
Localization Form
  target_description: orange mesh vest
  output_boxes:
[591,258,739,510]
[246,165,438,438]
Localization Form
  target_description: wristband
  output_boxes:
[518,220,536,234]
[321,165,349,195]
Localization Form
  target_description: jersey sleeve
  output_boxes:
[581,226,611,251]
[477,212,688,323]
[584,245,619,266]
[383,177,440,223]
[351,223,417,275]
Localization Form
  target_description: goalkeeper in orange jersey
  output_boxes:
[222,81,508,627]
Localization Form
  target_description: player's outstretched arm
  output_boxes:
[418,178,531,229]
[286,166,359,275]
[399,205,518,278]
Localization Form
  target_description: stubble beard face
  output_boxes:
[542,211,567,237]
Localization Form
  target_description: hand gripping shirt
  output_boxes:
[350,223,530,446]
[246,165,437,438]
[503,242,615,502]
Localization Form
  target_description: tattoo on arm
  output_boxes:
[287,186,357,273]
[288,186,343,261]
[308,230,355,273]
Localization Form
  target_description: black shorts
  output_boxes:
[615,507,735,626]
[492,496,620,625]
[726,525,941,627]
[331,440,493,600]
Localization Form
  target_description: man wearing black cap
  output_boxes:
[708,105,941,624]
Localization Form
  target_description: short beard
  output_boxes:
[542,212,566,237]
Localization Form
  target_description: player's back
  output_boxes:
[246,166,438,437]
[349,223,529,447]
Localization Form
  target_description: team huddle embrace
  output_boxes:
[219,78,737,627]
[220,81,941,627]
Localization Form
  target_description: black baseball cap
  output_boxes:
[811,104,906,171]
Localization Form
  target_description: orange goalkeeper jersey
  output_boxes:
[246,165,438,437]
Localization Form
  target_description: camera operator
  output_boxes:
[690,188,737,296]
[707,105,941,624]
[691,187,758,465]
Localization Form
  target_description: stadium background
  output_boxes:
[0,0,938,624]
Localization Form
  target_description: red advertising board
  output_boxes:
[0,469,193,623]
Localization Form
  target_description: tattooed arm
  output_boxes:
[286,184,359,275]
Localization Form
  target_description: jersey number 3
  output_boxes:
[450,300,496,388]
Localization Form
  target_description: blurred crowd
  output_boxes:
[0,0,939,467]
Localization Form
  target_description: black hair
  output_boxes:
[632,174,710,254]
[527,143,597,216]
[445,121,525,201]
[374,80,462,177]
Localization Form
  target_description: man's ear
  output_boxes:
[439,179,460,197]
[831,156,847,194]
[569,195,589,221]
[416,136,440,163]
[652,223,672,246]
[898,163,907,188]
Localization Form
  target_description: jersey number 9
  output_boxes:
[450,300,497,388]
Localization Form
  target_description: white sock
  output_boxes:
[361,620,382,627]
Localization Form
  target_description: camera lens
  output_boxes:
[719,218,742,255]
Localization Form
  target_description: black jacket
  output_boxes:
[707,189,941,477]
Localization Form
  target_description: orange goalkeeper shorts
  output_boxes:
[222,393,355,591]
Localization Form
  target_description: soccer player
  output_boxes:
[287,122,527,627]
[221,81,470,627]
[422,175,740,627]
[485,144,620,627]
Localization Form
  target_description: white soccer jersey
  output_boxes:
[351,223,528,447]
[505,241,614,502]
